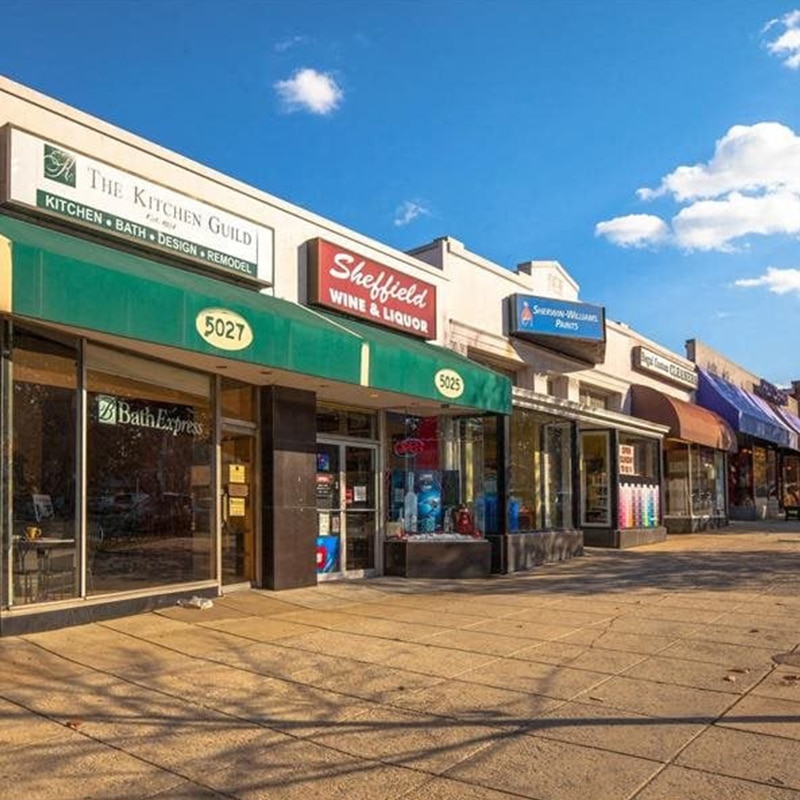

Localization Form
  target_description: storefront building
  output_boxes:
[409,237,688,558]
[0,77,510,633]
[687,340,799,521]
[628,348,736,532]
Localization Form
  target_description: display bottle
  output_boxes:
[403,472,418,535]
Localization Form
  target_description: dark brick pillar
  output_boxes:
[260,386,317,590]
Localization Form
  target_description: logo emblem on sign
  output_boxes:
[43,144,77,188]
[97,395,118,424]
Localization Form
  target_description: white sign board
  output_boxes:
[633,345,698,389]
[618,444,636,475]
[4,128,273,284]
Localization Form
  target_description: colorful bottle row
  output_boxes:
[618,483,659,528]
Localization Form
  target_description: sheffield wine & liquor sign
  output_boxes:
[306,238,437,339]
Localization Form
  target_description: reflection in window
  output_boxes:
[317,404,377,439]
[86,349,213,594]
[783,455,800,509]
[508,410,574,531]
[10,330,78,605]
[665,443,726,520]
[691,446,724,516]
[664,442,690,516]
[542,423,573,529]
[729,447,753,509]
[220,378,256,422]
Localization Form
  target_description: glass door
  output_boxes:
[542,422,573,529]
[316,440,378,577]
[344,445,377,572]
[580,430,610,526]
[315,443,341,574]
[221,431,256,585]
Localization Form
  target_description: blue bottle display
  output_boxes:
[416,471,442,533]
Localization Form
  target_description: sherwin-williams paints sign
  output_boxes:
[3,127,273,284]
[508,293,606,363]
[510,294,604,340]
[307,238,437,339]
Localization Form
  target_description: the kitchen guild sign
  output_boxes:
[3,127,274,284]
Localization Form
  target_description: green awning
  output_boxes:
[0,215,511,415]
[0,215,364,384]
[319,313,512,415]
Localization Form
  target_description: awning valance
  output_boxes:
[318,312,512,414]
[0,215,511,415]
[696,369,796,449]
[0,215,365,384]
[776,407,800,438]
[630,384,736,451]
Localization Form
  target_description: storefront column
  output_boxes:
[496,413,510,574]
[260,386,317,590]
[609,429,621,531]
[570,420,580,530]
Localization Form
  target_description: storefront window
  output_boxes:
[385,413,497,538]
[10,329,78,605]
[220,377,256,422]
[542,423,573,529]
[617,433,660,529]
[691,446,723,516]
[729,446,752,509]
[714,450,726,517]
[754,446,767,501]
[579,387,611,410]
[317,404,377,439]
[782,454,800,509]
[508,409,573,531]
[664,441,690,517]
[86,347,214,594]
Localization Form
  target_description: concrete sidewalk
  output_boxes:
[2,524,800,799]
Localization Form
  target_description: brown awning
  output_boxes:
[630,384,737,451]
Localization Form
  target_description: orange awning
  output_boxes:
[630,385,736,451]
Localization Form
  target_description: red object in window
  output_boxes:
[453,505,474,536]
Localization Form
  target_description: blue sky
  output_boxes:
[2,0,800,383]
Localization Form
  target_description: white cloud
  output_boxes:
[274,68,343,115]
[274,36,308,53]
[736,267,800,295]
[393,200,430,227]
[637,123,800,202]
[672,190,800,251]
[593,214,670,248]
[764,10,800,69]
[598,122,800,252]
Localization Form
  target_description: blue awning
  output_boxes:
[696,369,794,448]
[777,407,800,438]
